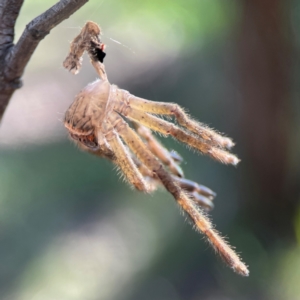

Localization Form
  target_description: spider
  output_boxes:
[63,21,249,276]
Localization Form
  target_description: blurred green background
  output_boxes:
[0,0,299,299]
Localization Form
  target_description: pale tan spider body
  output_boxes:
[63,21,249,276]
[65,80,110,145]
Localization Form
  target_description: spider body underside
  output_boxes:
[63,21,249,276]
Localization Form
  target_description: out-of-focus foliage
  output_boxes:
[0,0,299,299]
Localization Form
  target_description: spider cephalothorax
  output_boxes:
[63,21,249,276]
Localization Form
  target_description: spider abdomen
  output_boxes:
[65,79,110,136]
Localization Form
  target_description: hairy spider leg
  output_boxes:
[78,139,116,161]
[81,138,151,193]
[174,176,216,210]
[130,156,161,193]
[126,95,234,150]
[104,129,148,192]
[135,124,184,177]
[132,152,215,210]
[119,106,239,165]
[174,177,216,199]
[111,112,248,276]
[169,150,183,163]
[134,124,216,209]
[191,192,214,210]
[135,124,217,199]
[175,178,215,210]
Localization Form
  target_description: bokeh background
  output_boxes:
[0,0,299,299]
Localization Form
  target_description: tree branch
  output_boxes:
[0,0,89,121]
[0,0,24,57]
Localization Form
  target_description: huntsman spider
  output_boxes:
[63,21,249,276]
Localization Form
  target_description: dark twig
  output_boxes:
[0,0,89,121]
[0,0,24,57]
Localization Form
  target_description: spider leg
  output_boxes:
[132,152,215,210]
[130,156,161,193]
[135,124,216,198]
[104,129,149,192]
[112,113,248,276]
[127,95,234,149]
[134,124,184,177]
[174,177,216,199]
[134,124,216,209]
[121,107,239,165]
[173,177,216,210]
[78,134,149,192]
[77,139,116,161]
[169,150,183,163]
